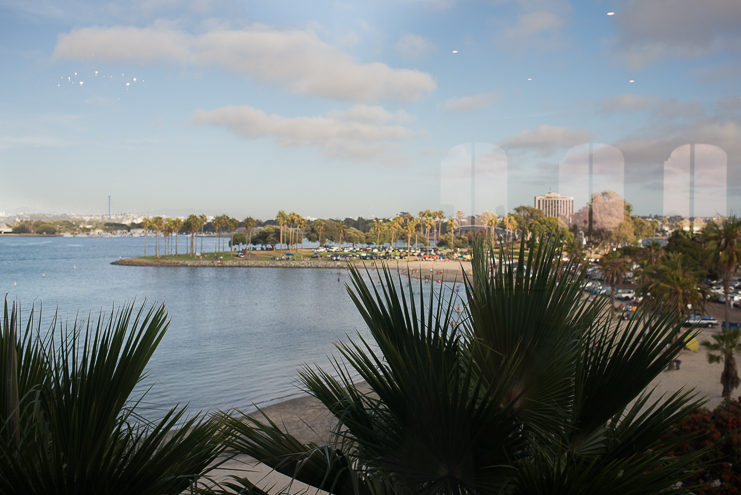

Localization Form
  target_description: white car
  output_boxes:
[614,290,635,301]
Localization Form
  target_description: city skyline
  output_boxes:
[1,0,739,219]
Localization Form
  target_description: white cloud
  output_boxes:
[443,92,501,112]
[54,26,191,63]
[502,125,593,154]
[493,10,567,50]
[326,104,415,124]
[613,0,741,68]
[54,25,437,103]
[402,0,457,9]
[191,105,420,161]
[596,94,658,112]
[394,33,435,60]
[597,94,705,123]
[694,62,741,83]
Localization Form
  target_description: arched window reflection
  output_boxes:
[440,143,508,223]
[663,144,727,219]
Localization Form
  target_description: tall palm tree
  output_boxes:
[161,218,173,256]
[600,251,631,313]
[373,219,383,246]
[638,253,709,316]
[171,218,182,256]
[212,216,221,254]
[504,214,517,244]
[198,214,207,254]
[0,300,224,495]
[220,236,704,495]
[151,216,163,258]
[403,218,418,251]
[141,217,151,257]
[645,240,663,265]
[702,328,741,398]
[447,218,458,248]
[705,215,741,330]
[337,222,347,249]
[313,219,325,246]
[276,211,288,252]
[390,216,403,247]
[243,217,257,249]
[184,214,199,257]
[486,215,498,245]
[183,216,194,256]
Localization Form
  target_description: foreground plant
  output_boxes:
[0,300,224,495]
[219,237,708,495]
[702,328,741,398]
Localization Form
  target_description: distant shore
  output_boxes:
[112,257,473,283]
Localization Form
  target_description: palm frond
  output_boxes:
[0,300,224,495]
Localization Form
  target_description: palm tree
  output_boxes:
[600,251,631,313]
[373,219,383,246]
[702,328,741,398]
[199,214,207,254]
[228,217,238,252]
[184,214,199,257]
[243,217,257,249]
[161,218,173,256]
[423,216,435,245]
[705,215,741,330]
[436,210,445,243]
[638,253,709,316]
[486,215,498,245]
[404,218,417,251]
[313,219,326,246]
[286,212,297,249]
[337,222,347,249]
[141,217,151,256]
[0,300,224,495]
[504,214,517,244]
[390,216,403,247]
[447,218,458,248]
[212,216,222,254]
[151,216,163,257]
[171,218,182,256]
[276,211,288,252]
[645,240,663,265]
[220,236,704,495]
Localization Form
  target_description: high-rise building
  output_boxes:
[534,192,574,220]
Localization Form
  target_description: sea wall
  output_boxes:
[111,258,344,269]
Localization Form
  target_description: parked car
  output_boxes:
[613,290,635,301]
[683,315,718,328]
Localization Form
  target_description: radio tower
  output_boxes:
[108,195,111,221]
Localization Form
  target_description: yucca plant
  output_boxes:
[0,299,225,495]
[219,236,709,495]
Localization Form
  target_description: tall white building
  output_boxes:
[535,192,574,220]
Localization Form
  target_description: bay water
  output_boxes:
[0,235,462,417]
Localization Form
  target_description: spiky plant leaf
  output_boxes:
[0,300,225,495]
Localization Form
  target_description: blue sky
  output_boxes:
[1,0,739,219]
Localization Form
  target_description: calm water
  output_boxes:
[0,236,462,416]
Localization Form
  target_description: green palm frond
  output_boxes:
[220,235,710,495]
[218,409,358,495]
[0,300,224,495]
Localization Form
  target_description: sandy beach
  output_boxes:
[113,256,473,283]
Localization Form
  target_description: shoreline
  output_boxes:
[112,257,473,283]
